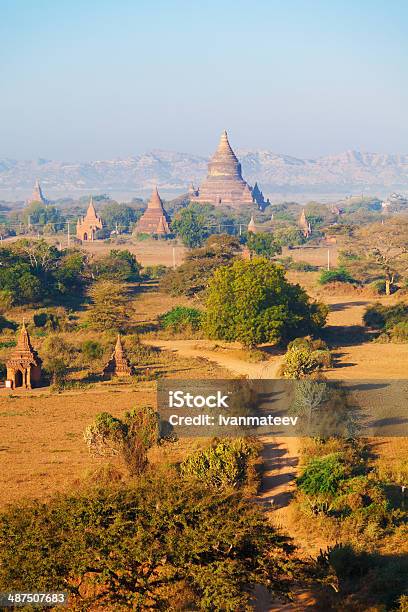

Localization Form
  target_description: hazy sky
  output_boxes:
[1,0,407,160]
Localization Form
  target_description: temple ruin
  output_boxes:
[299,209,312,238]
[76,196,104,241]
[247,215,257,234]
[27,179,48,205]
[103,335,133,378]
[191,131,268,210]
[133,187,171,235]
[6,322,42,389]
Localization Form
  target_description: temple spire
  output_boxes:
[16,321,32,352]
[191,130,266,209]
[248,215,257,234]
[134,187,171,235]
[103,334,132,378]
[87,196,97,217]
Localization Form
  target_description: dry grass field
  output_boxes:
[0,324,231,507]
[1,241,407,535]
[3,234,187,267]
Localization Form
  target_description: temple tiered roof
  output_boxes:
[103,335,133,377]
[134,188,171,235]
[6,322,43,389]
[191,131,267,209]
[76,196,103,241]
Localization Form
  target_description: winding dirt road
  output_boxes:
[146,339,299,530]
[146,338,322,610]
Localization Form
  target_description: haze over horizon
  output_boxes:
[1,0,407,162]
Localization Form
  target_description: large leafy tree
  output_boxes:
[247,232,281,258]
[340,217,408,294]
[204,258,327,347]
[172,206,209,247]
[91,249,141,282]
[0,241,87,304]
[21,201,65,229]
[160,234,241,297]
[87,280,130,332]
[99,202,139,232]
[0,477,296,610]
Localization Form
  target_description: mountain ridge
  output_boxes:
[1,149,408,199]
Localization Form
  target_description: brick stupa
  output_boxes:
[28,179,48,205]
[76,196,103,241]
[191,131,267,209]
[134,187,171,235]
[299,209,311,238]
[6,322,42,389]
[103,335,133,378]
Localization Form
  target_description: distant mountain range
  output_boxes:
[1,149,408,201]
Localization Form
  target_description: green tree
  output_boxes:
[341,217,408,294]
[172,206,208,247]
[159,306,203,332]
[0,478,294,610]
[99,201,138,232]
[22,201,65,229]
[273,226,305,248]
[160,234,241,297]
[247,232,281,258]
[91,250,141,282]
[54,251,88,293]
[87,280,130,332]
[42,335,76,384]
[204,258,327,348]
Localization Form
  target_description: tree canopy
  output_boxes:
[0,241,87,305]
[172,206,209,247]
[340,217,408,294]
[87,280,130,332]
[161,234,241,297]
[204,258,327,347]
[247,232,281,258]
[0,478,294,610]
[91,249,141,282]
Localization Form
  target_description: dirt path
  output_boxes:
[145,339,303,537]
[144,339,284,378]
[145,338,327,609]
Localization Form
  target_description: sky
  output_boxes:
[1,0,407,160]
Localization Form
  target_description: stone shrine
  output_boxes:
[76,196,104,241]
[103,335,133,378]
[6,322,42,389]
[134,187,171,235]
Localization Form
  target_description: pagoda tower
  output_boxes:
[6,322,42,389]
[133,188,171,235]
[103,335,133,378]
[191,131,266,209]
[28,179,48,205]
[299,209,312,238]
[247,215,257,234]
[76,196,103,241]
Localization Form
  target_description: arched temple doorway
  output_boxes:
[14,370,23,388]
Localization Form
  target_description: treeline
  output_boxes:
[0,240,141,306]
